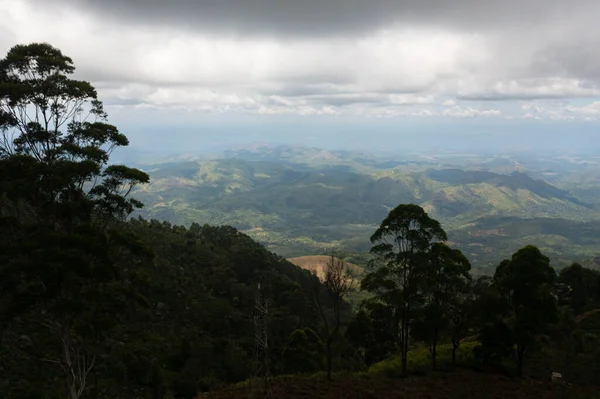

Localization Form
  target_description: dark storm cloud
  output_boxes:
[34,0,597,38]
[531,42,600,82]
[7,0,600,115]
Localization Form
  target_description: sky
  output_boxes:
[1,0,600,153]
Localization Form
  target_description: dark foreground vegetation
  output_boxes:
[206,369,598,399]
[1,43,599,399]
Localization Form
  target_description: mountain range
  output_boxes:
[130,144,600,273]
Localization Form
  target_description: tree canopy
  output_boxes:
[361,204,448,375]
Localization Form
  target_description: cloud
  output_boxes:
[530,41,600,83]
[29,0,600,39]
[1,0,600,120]
[456,78,600,101]
[523,113,542,120]
[565,102,600,118]
[515,100,600,121]
[442,106,502,118]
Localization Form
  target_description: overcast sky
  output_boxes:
[1,0,599,151]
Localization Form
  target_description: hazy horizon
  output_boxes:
[3,0,600,158]
[111,118,600,161]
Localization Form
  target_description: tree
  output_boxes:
[361,204,447,376]
[0,42,149,399]
[282,328,324,374]
[558,263,600,315]
[311,251,353,380]
[346,301,399,366]
[470,276,506,326]
[469,276,513,369]
[447,278,474,366]
[474,320,514,368]
[493,245,558,377]
[412,243,471,369]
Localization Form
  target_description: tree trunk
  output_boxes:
[326,339,333,381]
[451,341,458,366]
[516,345,525,377]
[63,331,78,399]
[401,317,409,376]
[66,372,78,399]
[431,327,438,370]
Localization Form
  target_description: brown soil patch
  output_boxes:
[287,255,363,280]
[203,369,596,399]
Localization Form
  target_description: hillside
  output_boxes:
[1,219,324,398]
[287,255,363,280]
[450,217,600,273]
[131,146,600,271]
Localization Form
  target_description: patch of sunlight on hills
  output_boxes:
[287,255,363,280]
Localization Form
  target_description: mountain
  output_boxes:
[450,217,600,274]
[222,143,457,172]
[130,145,600,271]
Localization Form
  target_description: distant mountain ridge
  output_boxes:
[427,169,588,206]
[223,143,376,162]
[223,143,448,171]
[130,146,600,271]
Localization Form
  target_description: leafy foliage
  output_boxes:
[412,243,471,369]
[361,204,448,376]
[0,42,149,399]
[494,246,558,376]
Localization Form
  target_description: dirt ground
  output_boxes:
[203,369,598,399]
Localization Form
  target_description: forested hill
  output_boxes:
[3,218,330,397]
[129,153,600,271]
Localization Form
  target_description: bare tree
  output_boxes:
[2,309,100,399]
[252,279,273,399]
[311,251,353,381]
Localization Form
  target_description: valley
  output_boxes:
[129,144,600,273]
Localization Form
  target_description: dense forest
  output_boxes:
[1,43,600,399]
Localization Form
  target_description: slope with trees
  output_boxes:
[0,42,321,399]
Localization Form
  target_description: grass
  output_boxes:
[367,342,478,377]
